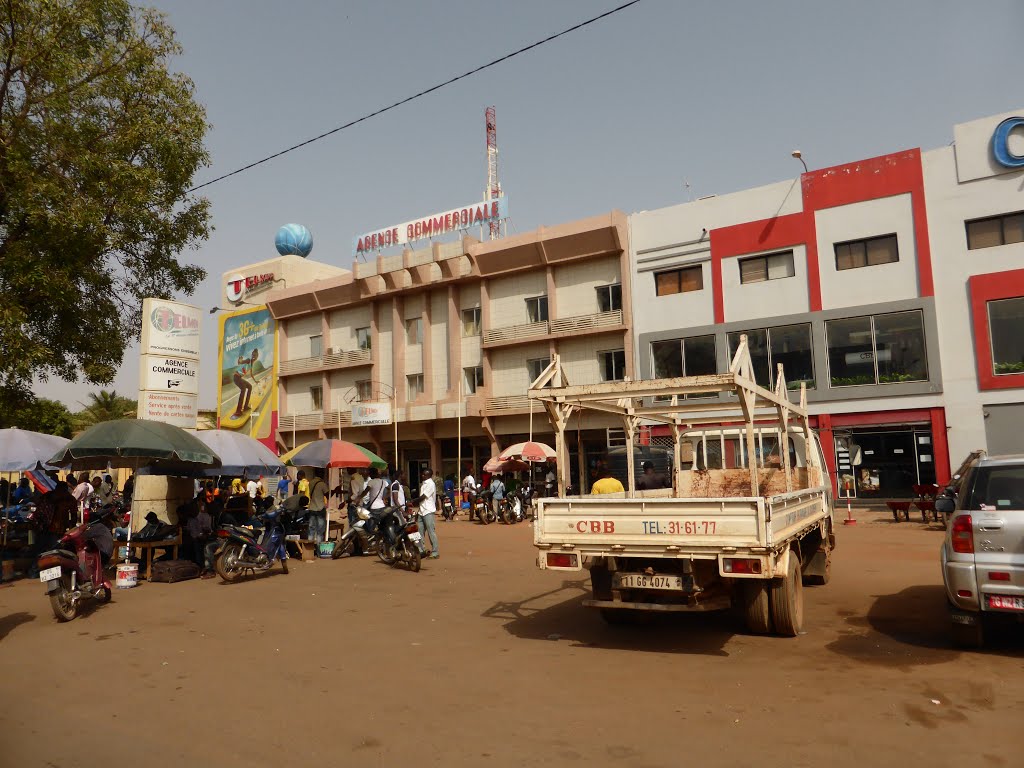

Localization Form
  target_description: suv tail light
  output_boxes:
[951,515,974,554]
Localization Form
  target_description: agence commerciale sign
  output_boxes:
[353,198,508,256]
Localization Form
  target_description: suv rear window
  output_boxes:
[964,465,1024,510]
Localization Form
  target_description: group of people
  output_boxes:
[340,466,440,559]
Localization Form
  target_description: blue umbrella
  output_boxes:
[0,428,70,472]
[138,430,284,477]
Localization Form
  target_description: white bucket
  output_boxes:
[116,563,138,589]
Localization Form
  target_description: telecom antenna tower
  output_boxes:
[485,106,505,240]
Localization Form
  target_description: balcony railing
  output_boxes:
[278,348,372,377]
[482,321,549,346]
[483,394,532,414]
[549,309,622,335]
[279,410,352,432]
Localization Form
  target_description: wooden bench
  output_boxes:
[110,536,181,581]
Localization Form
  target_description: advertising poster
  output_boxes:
[218,306,278,449]
[139,299,202,359]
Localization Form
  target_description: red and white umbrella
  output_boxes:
[498,441,556,464]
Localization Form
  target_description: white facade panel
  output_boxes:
[554,256,620,317]
[430,290,449,395]
[327,305,372,351]
[489,270,547,328]
[286,373,322,414]
[953,108,1024,183]
[815,194,919,311]
[560,337,617,388]
[722,245,810,323]
[285,314,323,359]
[490,342,549,398]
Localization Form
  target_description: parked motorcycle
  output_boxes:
[375,505,422,572]
[332,507,384,559]
[214,509,290,582]
[475,490,496,525]
[36,516,114,622]
[440,493,457,521]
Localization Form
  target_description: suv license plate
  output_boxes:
[617,574,683,591]
[987,594,1024,611]
[39,566,62,583]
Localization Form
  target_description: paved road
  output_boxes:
[1,515,1021,768]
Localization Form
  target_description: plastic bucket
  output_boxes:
[317,542,335,559]
[115,563,138,589]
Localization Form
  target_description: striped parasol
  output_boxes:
[280,439,387,470]
[498,440,556,464]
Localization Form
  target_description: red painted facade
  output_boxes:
[708,149,934,323]
[968,268,1024,391]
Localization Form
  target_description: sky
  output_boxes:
[37,0,1023,410]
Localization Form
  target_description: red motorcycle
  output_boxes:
[36,517,114,622]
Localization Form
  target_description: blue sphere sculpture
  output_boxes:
[275,223,313,257]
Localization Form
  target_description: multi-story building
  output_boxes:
[629,107,1024,497]
[246,212,632,482]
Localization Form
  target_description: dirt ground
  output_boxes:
[1,511,1022,768]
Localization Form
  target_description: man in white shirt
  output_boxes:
[390,470,407,508]
[415,468,439,559]
[246,477,259,499]
[346,470,365,528]
[358,468,388,511]
[462,469,478,521]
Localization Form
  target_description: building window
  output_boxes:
[310,385,323,412]
[463,366,484,394]
[988,297,1024,375]
[406,374,424,401]
[406,317,423,345]
[597,283,622,312]
[651,334,717,398]
[599,349,626,382]
[739,251,795,284]
[527,357,551,384]
[356,380,374,402]
[525,295,548,324]
[834,234,899,271]
[461,307,481,337]
[826,310,927,387]
[356,327,371,351]
[727,324,815,390]
[655,266,703,296]
[966,211,1024,250]
[309,334,322,358]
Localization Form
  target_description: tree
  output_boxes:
[0,396,75,437]
[73,389,137,429]
[0,0,211,412]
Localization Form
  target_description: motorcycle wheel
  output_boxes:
[215,543,245,583]
[49,576,78,622]
[94,585,111,604]
[377,539,398,565]
[501,503,516,525]
[332,536,355,559]
[478,506,490,525]
[405,540,421,572]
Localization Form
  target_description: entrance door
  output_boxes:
[849,430,922,497]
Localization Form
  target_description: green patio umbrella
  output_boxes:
[47,419,221,473]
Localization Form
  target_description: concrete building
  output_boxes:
[251,212,632,483]
[629,107,1024,497]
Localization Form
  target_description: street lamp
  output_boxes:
[791,149,809,174]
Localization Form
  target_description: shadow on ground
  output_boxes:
[828,585,1024,666]
[482,578,735,657]
[0,612,34,642]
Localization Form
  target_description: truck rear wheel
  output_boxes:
[740,580,772,634]
[770,552,804,637]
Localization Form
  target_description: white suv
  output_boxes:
[938,454,1024,648]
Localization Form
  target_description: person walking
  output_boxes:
[414,468,439,559]
[489,473,506,518]
[462,467,478,521]
[306,470,328,546]
[276,474,290,502]
[296,470,309,501]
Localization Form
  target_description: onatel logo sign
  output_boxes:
[150,304,199,337]
[225,272,275,303]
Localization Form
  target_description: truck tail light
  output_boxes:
[546,553,578,568]
[723,557,762,575]
[951,515,974,554]
[989,571,1010,582]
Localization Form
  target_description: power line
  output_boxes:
[187,1,642,194]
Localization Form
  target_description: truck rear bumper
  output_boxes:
[584,596,732,613]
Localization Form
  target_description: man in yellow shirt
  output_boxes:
[296,470,310,500]
[590,469,624,495]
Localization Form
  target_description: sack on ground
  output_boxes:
[150,559,201,583]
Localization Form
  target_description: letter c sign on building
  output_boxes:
[992,117,1024,169]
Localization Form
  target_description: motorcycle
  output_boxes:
[440,493,457,521]
[376,505,422,572]
[475,490,496,525]
[214,509,290,582]
[508,484,536,523]
[332,506,384,559]
[36,517,114,622]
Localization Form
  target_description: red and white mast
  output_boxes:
[485,106,504,240]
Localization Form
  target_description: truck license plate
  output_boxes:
[616,574,683,591]
[987,594,1024,611]
[39,566,62,583]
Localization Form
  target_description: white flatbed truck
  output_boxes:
[528,335,834,636]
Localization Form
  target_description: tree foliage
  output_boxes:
[0,396,75,437]
[0,0,211,411]
[73,388,136,429]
